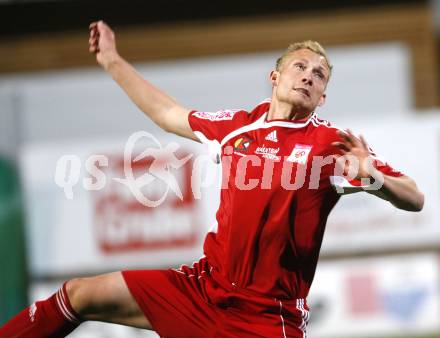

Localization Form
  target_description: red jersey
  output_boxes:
[188,100,403,300]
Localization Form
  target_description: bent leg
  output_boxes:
[67,271,151,329]
[2,262,222,338]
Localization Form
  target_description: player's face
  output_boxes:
[271,49,329,113]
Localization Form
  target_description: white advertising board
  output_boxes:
[308,253,440,338]
[20,134,220,277]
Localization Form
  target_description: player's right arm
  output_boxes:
[89,20,198,142]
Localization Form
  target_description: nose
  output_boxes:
[302,73,313,86]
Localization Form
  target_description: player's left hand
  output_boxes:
[332,129,373,179]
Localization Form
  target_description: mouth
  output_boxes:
[294,88,310,98]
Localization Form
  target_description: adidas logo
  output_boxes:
[265,130,278,142]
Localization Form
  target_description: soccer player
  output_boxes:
[1,21,424,338]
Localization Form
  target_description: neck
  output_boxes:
[267,99,312,121]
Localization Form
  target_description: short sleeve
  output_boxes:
[188,109,249,163]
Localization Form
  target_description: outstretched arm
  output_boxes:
[332,130,424,212]
[89,21,198,141]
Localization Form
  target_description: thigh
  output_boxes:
[122,268,218,338]
[67,271,151,329]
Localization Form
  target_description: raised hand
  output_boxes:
[89,20,119,69]
[332,129,373,180]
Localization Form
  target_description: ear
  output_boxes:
[318,93,326,107]
[269,70,279,86]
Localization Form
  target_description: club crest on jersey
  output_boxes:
[287,144,313,164]
[193,110,238,121]
[265,130,278,142]
[233,136,253,154]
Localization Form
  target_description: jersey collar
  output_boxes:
[263,111,316,128]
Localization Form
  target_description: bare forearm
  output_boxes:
[105,55,180,129]
[368,175,424,212]
[89,21,196,140]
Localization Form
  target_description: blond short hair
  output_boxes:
[276,40,333,78]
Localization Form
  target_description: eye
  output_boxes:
[314,71,325,80]
[294,63,305,71]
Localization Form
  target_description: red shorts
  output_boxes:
[122,257,309,338]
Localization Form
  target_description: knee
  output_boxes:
[65,273,125,318]
[66,277,95,316]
